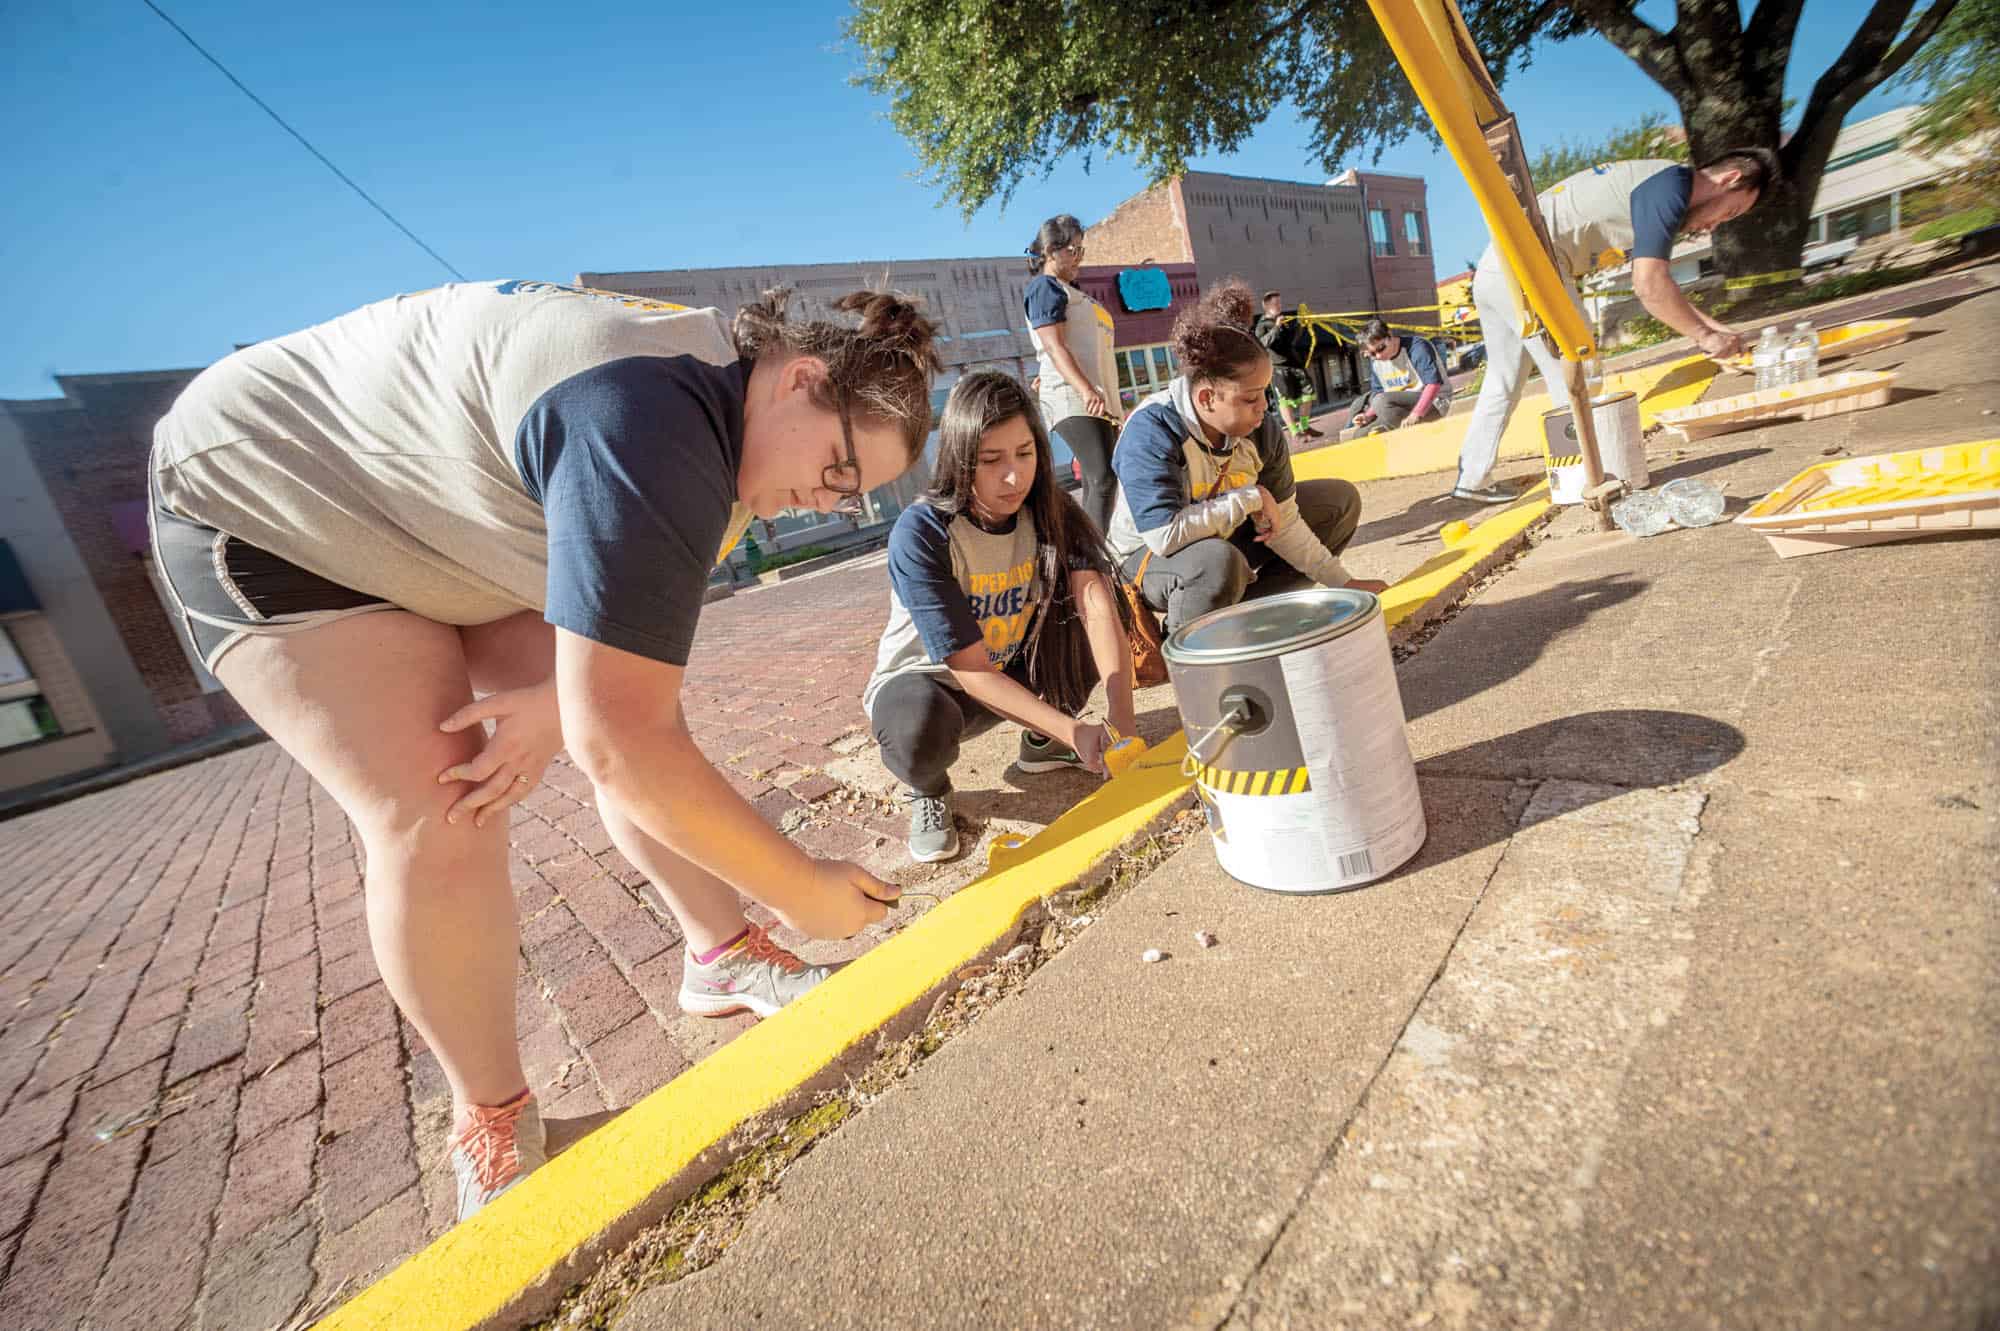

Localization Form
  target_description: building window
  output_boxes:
[1403,211,1428,256]
[1114,343,1180,412]
[1369,207,1395,257]
[0,626,60,750]
[1824,139,1899,174]
[0,696,60,750]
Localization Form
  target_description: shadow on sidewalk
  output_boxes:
[1402,572,1649,723]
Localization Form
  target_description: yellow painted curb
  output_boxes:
[320,735,1194,1331]
[1383,483,1552,629]
[1297,353,1719,486]
[322,473,1563,1331]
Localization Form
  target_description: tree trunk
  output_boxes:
[1682,84,1813,279]
[1571,0,1963,280]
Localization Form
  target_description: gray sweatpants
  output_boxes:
[1119,478,1363,634]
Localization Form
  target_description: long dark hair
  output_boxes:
[925,371,1134,713]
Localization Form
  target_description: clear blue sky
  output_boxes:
[2,0,1914,399]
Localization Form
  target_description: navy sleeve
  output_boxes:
[1630,166,1693,261]
[1407,337,1446,386]
[515,356,743,666]
[1024,275,1069,329]
[886,505,984,663]
[1112,404,1190,533]
[1253,415,1299,503]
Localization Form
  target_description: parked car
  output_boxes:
[1451,341,1487,373]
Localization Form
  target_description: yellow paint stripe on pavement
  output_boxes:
[322,468,1561,1331]
[1293,352,1717,488]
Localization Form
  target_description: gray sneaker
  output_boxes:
[1451,483,1517,504]
[906,791,960,863]
[679,925,833,1017]
[449,1089,547,1223]
[1016,731,1087,773]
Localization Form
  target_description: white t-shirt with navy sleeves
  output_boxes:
[1367,334,1452,402]
[863,500,1044,711]
[1104,378,1298,563]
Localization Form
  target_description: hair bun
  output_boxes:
[833,290,941,369]
[1200,278,1258,331]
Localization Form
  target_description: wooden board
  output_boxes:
[1655,370,1897,441]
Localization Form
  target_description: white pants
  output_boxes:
[1457,246,1585,489]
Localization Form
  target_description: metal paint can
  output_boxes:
[1163,588,1426,893]
[1541,390,1646,504]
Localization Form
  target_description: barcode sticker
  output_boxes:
[1338,848,1375,879]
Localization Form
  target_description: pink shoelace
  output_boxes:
[449,1092,530,1195]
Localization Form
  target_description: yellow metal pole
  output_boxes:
[1363,0,1614,526]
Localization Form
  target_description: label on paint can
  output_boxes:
[1276,624,1426,890]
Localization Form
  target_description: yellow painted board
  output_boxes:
[321,480,1558,1331]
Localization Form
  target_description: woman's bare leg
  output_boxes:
[456,612,751,955]
[217,611,525,1108]
[596,798,749,955]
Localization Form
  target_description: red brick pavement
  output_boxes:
[0,554,929,1330]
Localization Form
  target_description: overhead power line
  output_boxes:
[140,0,467,281]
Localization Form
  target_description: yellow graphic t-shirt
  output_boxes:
[863,501,1045,711]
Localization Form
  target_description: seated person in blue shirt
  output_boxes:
[1350,318,1454,433]
[865,372,1137,864]
[1105,280,1390,636]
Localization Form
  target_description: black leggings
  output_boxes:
[1052,415,1117,534]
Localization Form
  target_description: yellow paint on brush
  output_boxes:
[321,477,1560,1331]
[319,735,1195,1331]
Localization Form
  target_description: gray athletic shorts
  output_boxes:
[148,469,395,674]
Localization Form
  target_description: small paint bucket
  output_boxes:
[1541,391,1646,504]
[1163,588,1426,894]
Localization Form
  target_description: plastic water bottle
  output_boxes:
[1782,321,1819,385]
[1611,490,1672,537]
[1752,327,1783,391]
[1660,477,1727,528]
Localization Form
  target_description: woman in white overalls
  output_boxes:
[1024,214,1123,533]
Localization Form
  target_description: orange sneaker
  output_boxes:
[447,1088,547,1222]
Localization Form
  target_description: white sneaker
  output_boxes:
[679,925,833,1018]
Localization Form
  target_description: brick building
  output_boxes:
[1070,262,1200,413]
[1086,169,1440,409]
[1328,169,1441,319]
[1,372,249,793]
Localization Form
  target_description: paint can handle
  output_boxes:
[1180,698,1254,778]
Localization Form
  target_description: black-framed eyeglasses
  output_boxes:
[822,392,866,518]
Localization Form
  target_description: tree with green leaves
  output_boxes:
[1900,0,1998,201]
[1529,112,1689,192]
[849,0,1962,278]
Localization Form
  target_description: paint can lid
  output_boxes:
[1163,587,1379,667]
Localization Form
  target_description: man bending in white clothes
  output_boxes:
[1452,148,1779,503]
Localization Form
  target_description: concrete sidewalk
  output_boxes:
[611,292,1998,1327]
